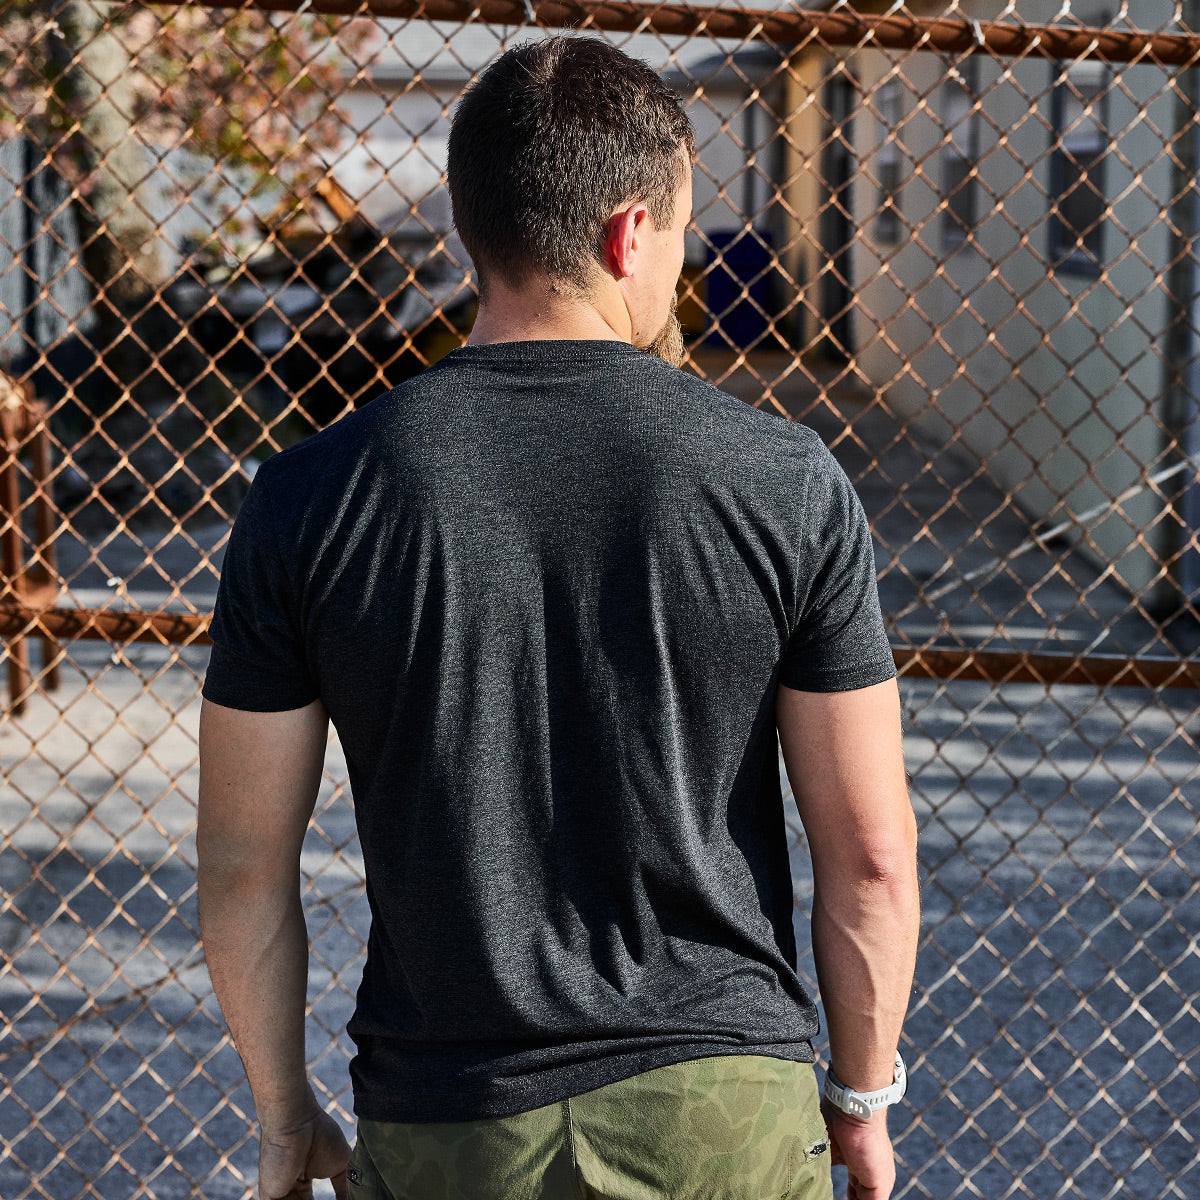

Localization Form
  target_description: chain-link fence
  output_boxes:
[2,2,1198,1197]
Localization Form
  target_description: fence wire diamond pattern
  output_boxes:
[2,3,1198,1198]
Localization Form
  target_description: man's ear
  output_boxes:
[604,203,651,280]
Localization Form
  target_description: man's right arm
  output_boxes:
[777,677,920,1200]
[198,698,350,1200]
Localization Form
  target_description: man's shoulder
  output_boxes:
[655,362,832,471]
[253,374,431,484]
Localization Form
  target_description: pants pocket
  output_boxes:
[782,1070,833,1200]
[347,1134,391,1200]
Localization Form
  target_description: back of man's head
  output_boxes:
[448,36,694,297]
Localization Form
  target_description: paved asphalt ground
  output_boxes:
[2,361,1197,1199]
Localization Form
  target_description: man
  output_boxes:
[198,35,919,1200]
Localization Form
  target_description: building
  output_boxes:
[778,0,1197,606]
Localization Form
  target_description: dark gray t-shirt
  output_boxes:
[203,340,896,1122]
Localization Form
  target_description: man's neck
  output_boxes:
[465,275,633,347]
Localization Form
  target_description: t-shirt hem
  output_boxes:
[351,1038,816,1124]
[200,679,320,712]
[778,655,897,694]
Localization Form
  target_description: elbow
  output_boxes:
[196,849,299,954]
[196,833,291,914]
[861,807,919,887]
[815,807,919,902]
[840,852,919,912]
[197,852,254,927]
[197,821,255,888]
[812,851,920,941]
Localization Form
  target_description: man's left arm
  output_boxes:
[197,697,351,1200]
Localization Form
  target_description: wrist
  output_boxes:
[256,1082,320,1136]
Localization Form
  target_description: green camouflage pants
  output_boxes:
[348,1055,833,1200]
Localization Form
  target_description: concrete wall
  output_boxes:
[784,0,1186,601]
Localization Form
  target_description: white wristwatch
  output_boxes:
[823,1052,908,1121]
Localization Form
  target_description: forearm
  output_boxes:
[812,860,919,1091]
[199,866,316,1130]
[778,679,919,1090]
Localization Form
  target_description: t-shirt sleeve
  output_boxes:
[202,471,319,712]
[778,447,897,692]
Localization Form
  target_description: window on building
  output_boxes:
[1049,59,1108,273]
[942,63,980,248]
[875,78,903,244]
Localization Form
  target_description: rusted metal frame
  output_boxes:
[891,647,1200,691]
[150,0,1200,66]
[2,602,1197,690]
[0,605,210,647]
[2,380,62,711]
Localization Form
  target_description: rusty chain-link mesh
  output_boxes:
[2,2,1198,1197]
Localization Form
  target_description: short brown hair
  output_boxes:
[447,36,694,294]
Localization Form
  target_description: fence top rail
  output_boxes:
[3,604,1197,691]
[148,0,1200,66]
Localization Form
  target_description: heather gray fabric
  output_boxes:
[203,339,896,1123]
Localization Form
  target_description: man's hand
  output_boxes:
[823,1107,896,1200]
[258,1106,352,1200]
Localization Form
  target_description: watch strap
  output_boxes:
[823,1052,907,1120]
